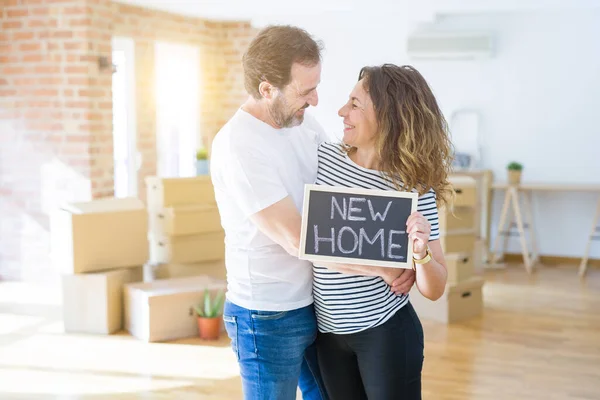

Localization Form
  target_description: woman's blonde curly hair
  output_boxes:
[342,64,455,207]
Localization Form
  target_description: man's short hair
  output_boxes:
[243,25,323,99]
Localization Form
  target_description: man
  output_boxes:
[210,25,415,400]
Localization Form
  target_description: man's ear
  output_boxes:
[259,81,275,99]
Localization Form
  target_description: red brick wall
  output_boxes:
[0,0,255,281]
[210,22,255,136]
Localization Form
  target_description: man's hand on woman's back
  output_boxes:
[390,269,416,296]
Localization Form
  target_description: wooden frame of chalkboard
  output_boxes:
[299,184,419,269]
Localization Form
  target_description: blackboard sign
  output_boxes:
[299,184,418,269]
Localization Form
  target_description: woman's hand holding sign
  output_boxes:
[406,211,431,259]
[392,210,449,301]
[389,211,431,295]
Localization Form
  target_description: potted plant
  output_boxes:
[194,289,225,340]
[196,148,209,176]
[507,161,523,185]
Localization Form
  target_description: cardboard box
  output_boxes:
[439,231,476,254]
[61,266,143,334]
[50,197,149,274]
[124,275,227,342]
[438,206,476,233]
[148,205,222,237]
[149,232,225,264]
[445,253,475,284]
[146,176,215,210]
[150,260,227,281]
[409,276,484,323]
[449,176,477,207]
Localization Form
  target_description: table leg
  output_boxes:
[579,196,600,277]
[492,189,513,263]
[510,187,533,273]
[502,212,516,260]
[522,190,539,264]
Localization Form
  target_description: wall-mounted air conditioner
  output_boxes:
[406,31,495,60]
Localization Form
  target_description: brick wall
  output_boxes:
[210,22,254,135]
[0,0,255,281]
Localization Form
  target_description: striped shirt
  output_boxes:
[313,142,440,334]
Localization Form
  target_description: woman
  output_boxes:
[313,64,453,399]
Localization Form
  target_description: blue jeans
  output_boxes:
[223,300,328,400]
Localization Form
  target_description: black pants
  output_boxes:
[315,302,424,400]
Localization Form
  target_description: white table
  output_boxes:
[491,182,600,275]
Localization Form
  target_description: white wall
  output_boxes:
[415,11,600,260]
[254,8,600,259]
[254,8,415,138]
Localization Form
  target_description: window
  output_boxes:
[112,37,138,197]
[155,41,200,178]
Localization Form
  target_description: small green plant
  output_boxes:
[196,148,208,161]
[507,161,523,171]
[194,289,224,319]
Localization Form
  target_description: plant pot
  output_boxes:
[196,160,209,176]
[197,316,221,340]
[508,170,522,185]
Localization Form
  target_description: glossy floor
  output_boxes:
[0,265,599,399]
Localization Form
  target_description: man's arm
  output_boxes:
[249,196,303,257]
[249,195,408,282]
[216,139,398,281]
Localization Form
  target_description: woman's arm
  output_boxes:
[412,240,447,300]
[406,212,448,300]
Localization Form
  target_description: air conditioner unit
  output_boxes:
[406,32,494,60]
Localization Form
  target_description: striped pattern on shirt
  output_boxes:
[313,142,440,334]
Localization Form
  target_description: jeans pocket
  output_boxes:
[251,310,289,321]
[223,315,239,360]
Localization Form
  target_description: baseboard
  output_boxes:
[501,253,600,268]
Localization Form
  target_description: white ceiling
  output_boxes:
[115,0,600,22]
[114,0,358,21]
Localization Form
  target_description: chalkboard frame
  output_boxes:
[298,184,419,269]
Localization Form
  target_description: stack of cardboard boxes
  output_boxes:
[53,176,228,342]
[122,176,228,342]
[52,198,148,334]
[145,176,226,280]
[409,175,485,323]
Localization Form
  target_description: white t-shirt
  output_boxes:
[210,108,327,311]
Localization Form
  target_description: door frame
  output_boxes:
[112,36,138,196]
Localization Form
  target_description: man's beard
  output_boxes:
[269,95,306,128]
